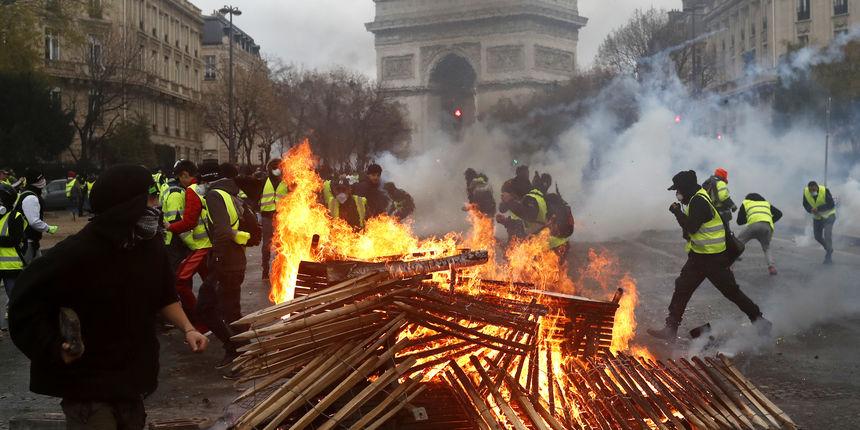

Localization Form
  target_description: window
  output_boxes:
[88,34,103,69]
[44,29,60,61]
[184,65,189,86]
[798,35,809,46]
[797,0,811,20]
[834,0,848,15]
[87,0,102,19]
[175,61,180,83]
[763,14,768,33]
[204,55,216,80]
[163,56,169,79]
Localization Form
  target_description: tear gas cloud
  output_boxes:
[378,31,860,242]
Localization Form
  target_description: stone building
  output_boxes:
[200,13,265,164]
[366,0,588,148]
[45,0,206,166]
[699,0,860,94]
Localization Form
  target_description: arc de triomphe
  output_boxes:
[366,0,588,149]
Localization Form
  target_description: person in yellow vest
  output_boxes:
[648,170,770,342]
[166,162,219,333]
[64,171,81,221]
[328,177,367,230]
[737,193,783,276]
[0,168,12,187]
[1,183,27,329]
[259,158,288,280]
[803,181,836,264]
[497,181,547,240]
[199,163,260,370]
[83,173,98,215]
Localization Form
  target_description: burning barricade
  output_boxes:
[225,142,796,429]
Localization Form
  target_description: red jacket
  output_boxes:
[168,185,203,234]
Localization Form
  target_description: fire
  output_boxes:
[269,140,649,365]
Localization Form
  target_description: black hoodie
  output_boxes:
[9,176,178,400]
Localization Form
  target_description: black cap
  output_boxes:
[198,162,220,183]
[219,163,238,180]
[24,166,44,184]
[333,176,351,190]
[668,170,698,191]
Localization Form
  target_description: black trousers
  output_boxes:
[666,252,762,328]
[61,398,145,430]
[196,253,245,352]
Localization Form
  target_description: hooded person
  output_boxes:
[647,170,770,342]
[329,176,368,230]
[16,167,58,264]
[495,180,526,241]
[9,164,208,430]
[511,164,532,198]
[383,182,415,220]
[197,163,260,370]
[463,168,496,218]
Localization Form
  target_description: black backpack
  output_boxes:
[545,190,574,238]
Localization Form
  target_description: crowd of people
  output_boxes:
[0,158,841,429]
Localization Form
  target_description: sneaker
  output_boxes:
[823,253,833,265]
[768,266,778,276]
[646,326,678,342]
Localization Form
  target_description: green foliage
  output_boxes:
[0,0,85,73]
[0,71,75,169]
[100,116,156,167]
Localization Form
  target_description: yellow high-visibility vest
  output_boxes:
[804,186,836,220]
[715,180,730,205]
[260,178,288,213]
[207,189,250,245]
[742,199,774,230]
[328,195,367,228]
[65,178,77,198]
[509,189,548,234]
[0,212,26,271]
[162,185,185,246]
[685,189,727,254]
[183,184,212,250]
[322,180,333,206]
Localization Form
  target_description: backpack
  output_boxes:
[545,190,574,238]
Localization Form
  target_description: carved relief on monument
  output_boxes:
[420,42,481,83]
[534,45,574,73]
[382,55,415,80]
[487,45,525,73]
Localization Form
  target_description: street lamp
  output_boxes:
[219,5,241,164]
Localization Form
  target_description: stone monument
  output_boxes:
[366,0,588,147]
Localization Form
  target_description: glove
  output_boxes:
[47,225,59,234]
[669,202,682,214]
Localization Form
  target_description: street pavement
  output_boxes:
[1,218,859,429]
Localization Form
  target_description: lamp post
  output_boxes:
[219,5,241,164]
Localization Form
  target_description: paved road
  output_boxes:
[1,225,858,429]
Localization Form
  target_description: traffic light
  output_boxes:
[674,115,682,124]
[453,108,463,119]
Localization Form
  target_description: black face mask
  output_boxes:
[133,206,162,242]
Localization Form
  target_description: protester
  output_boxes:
[737,193,783,275]
[495,180,526,241]
[198,163,260,369]
[16,167,58,264]
[329,177,367,230]
[802,181,836,264]
[1,183,26,330]
[463,168,496,218]
[383,182,415,220]
[259,158,288,280]
[65,171,81,221]
[9,164,208,430]
[353,163,390,218]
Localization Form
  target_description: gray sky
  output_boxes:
[195,0,681,76]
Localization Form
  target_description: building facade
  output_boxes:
[699,0,860,94]
[200,13,265,164]
[45,0,206,166]
[366,0,588,148]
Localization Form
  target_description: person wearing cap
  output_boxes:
[737,193,783,275]
[9,164,208,430]
[162,161,211,333]
[353,163,391,219]
[65,171,82,221]
[647,170,770,342]
[463,168,496,218]
[329,177,368,230]
[702,168,737,224]
[259,158,288,280]
[803,180,836,264]
[198,163,260,369]
[15,167,58,264]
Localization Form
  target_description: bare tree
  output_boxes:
[203,57,274,165]
[65,28,145,167]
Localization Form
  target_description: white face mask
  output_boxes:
[272,169,281,176]
[811,191,819,198]
[676,191,684,202]
[336,193,348,204]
